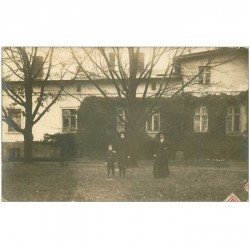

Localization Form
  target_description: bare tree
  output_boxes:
[69,47,240,165]
[2,47,71,163]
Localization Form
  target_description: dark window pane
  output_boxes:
[234,115,240,131]
[226,115,232,132]
[226,107,233,114]
[151,82,156,91]
[8,109,21,132]
[71,116,76,128]
[63,117,70,129]
[147,116,152,131]
[77,84,81,92]
[154,114,160,131]
[205,73,211,84]
[234,106,240,114]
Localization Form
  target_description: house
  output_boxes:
[1,47,248,161]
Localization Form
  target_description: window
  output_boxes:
[109,52,115,70]
[194,106,208,132]
[137,53,145,73]
[151,82,156,91]
[76,84,81,92]
[146,110,160,133]
[62,109,77,132]
[198,66,211,84]
[226,106,240,133]
[8,148,20,161]
[33,56,44,79]
[116,108,126,132]
[8,109,21,132]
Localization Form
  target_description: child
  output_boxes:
[104,144,117,179]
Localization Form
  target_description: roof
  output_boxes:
[173,47,248,63]
[5,76,180,86]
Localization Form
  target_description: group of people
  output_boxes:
[104,132,169,179]
[104,132,130,179]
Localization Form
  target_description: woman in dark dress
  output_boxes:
[153,132,169,178]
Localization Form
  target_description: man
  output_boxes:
[117,132,130,178]
[153,132,169,178]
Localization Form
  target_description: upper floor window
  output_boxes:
[194,106,208,132]
[226,106,240,133]
[198,66,211,84]
[116,108,126,132]
[137,53,145,73]
[109,52,115,70]
[8,109,21,132]
[62,109,77,132]
[146,110,160,133]
[33,56,44,79]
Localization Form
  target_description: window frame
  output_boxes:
[7,109,22,132]
[62,108,77,133]
[116,108,126,132]
[193,106,208,133]
[226,106,241,134]
[198,66,211,85]
[146,109,160,133]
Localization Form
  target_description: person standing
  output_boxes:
[104,144,117,179]
[153,132,169,178]
[117,132,130,178]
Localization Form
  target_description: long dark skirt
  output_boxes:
[153,158,169,178]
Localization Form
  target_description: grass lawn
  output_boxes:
[2,161,248,202]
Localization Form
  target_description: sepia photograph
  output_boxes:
[1,1,250,250]
[1,47,248,202]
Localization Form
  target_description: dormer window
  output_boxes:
[76,84,81,93]
[151,82,156,91]
[198,66,211,84]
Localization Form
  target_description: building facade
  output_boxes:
[2,48,248,160]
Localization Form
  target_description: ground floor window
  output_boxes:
[146,110,160,133]
[62,109,77,132]
[8,148,20,160]
[226,106,240,133]
[116,108,126,132]
[194,106,208,132]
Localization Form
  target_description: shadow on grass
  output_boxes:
[2,162,80,201]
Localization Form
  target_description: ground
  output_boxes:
[2,160,248,202]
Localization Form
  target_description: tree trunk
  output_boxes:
[23,78,33,163]
[126,127,139,167]
[23,129,33,163]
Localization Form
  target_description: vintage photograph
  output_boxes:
[1,47,249,201]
